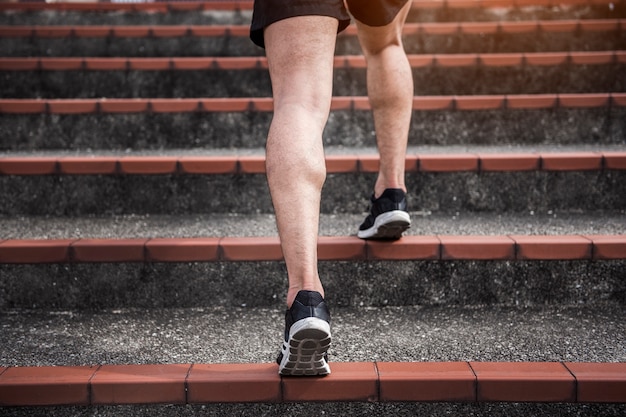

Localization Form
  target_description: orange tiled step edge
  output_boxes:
[1,94,624,114]
[0,0,617,12]
[0,235,624,263]
[1,51,623,70]
[1,152,625,175]
[0,19,622,38]
[0,362,624,405]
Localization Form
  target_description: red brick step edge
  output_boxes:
[0,362,624,405]
[0,235,624,263]
[1,152,625,175]
[1,94,624,114]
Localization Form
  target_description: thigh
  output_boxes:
[264,16,338,110]
[349,0,411,56]
[346,0,410,27]
[250,0,350,48]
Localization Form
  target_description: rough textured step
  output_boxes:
[1,249,624,309]
[1,306,625,413]
[2,52,624,98]
[1,210,624,239]
[0,0,621,24]
[1,50,624,70]
[0,212,624,309]
[0,95,624,150]
[2,400,625,416]
[2,19,623,38]
[0,305,624,410]
[2,20,624,57]
[3,304,625,363]
[1,151,624,215]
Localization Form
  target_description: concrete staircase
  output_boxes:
[0,0,625,415]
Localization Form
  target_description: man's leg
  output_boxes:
[264,16,338,309]
[353,1,413,199]
[349,1,413,240]
[263,15,337,376]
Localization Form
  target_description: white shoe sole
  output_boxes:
[278,317,331,376]
[358,210,411,240]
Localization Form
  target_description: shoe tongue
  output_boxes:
[295,290,323,306]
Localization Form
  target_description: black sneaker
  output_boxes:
[277,290,331,376]
[358,188,411,240]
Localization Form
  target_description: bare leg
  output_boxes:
[350,1,413,198]
[264,16,338,307]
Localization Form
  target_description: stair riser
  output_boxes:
[1,171,624,216]
[1,108,623,150]
[0,10,254,26]
[3,65,624,98]
[0,4,620,25]
[1,260,623,309]
[3,32,624,57]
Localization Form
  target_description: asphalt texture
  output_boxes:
[1,211,624,239]
[1,305,625,416]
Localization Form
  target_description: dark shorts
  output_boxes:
[250,0,410,48]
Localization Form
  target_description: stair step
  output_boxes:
[2,173,624,215]
[2,105,623,149]
[0,0,621,25]
[1,51,624,70]
[0,361,624,405]
[2,20,622,38]
[1,213,624,309]
[2,19,623,57]
[2,210,625,239]
[2,148,624,215]
[1,304,624,405]
[2,52,624,98]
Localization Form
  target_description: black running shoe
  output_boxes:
[277,290,331,376]
[358,188,411,240]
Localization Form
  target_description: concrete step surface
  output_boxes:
[1,99,624,149]
[1,210,625,239]
[0,212,624,309]
[0,0,621,25]
[3,304,623,365]
[2,155,624,215]
[0,306,624,411]
[2,53,624,98]
[2,21,624,57]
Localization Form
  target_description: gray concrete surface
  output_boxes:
[1,107,624,151]
[1,305,624,365]
[1,305,625,416]
[2,402,626,417]
[1,212,624,310]
[2,65,624,98]
[1,210,624,239]
[2,169,625,216]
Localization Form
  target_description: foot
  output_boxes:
[277,290,331,376]
[357,188,411,240]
